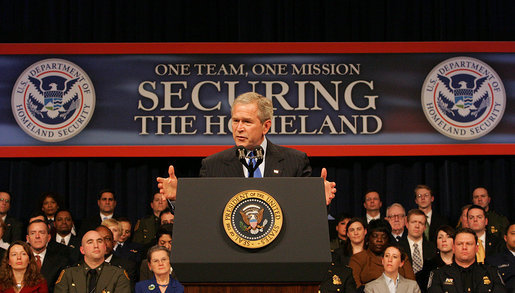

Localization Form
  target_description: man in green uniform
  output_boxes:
[54,230,131,293]
[472,187,509,237]
[132,192,167,246]
[427,228,506,293]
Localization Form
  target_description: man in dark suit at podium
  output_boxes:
[157,92,336,205]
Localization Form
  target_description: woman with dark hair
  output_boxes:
[349,219,416,289]
[135,245,183,293]
[0,241,47,293]
[38,192,61,223]
[332,218,367,266]
[427,225,455,269]
[364,244,421,293]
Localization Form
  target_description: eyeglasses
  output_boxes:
[0,198,10,204]
[416,193,431,199]
[387,214,405,219]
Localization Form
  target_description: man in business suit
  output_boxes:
[386,203,408,242]
[467,205,503,263]
[0,191,23,247]
[27,219,71,292]
[54,230,131,293]
[79,189,120,237]
[53,209,82,263]
[414,185,448,242]
[399,209,437,292]
[157,92,336,205]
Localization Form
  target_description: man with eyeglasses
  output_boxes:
[467,205,503,263]
[386,203,408,242]
[414,185,448,243]
[0,191,23,247]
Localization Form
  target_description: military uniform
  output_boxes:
[427,262,506,293]
[132,214,159,246]
[487,247,515,291]
[54,261,131,293]
[330,237,346,251]
[319,262,356,293]
[486,209,510,238]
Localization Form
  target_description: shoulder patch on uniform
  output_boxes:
[55,269,65,284]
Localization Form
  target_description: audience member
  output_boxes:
[364,244,421,293]
[487,223,515,291]
[472,187,510,237]
[95,225,137,287]
[53,209,81,264]
[159,208,175,226]
[398,209,437,292]
[467,205,503,263]
[332,218,367,266]
[0,191,23,245]
[427,228,506,292]
[414,185,448,242]
[0,241,48,292]
[386,203,407,242]
[26,219,70,292]
[363,191,383,224]
[349,219,415,289]
[319,263,356,293]
[456,204,472,229]
[133,193,168,247]
[140,225,174,281]
[135,245,184,293]
[54,230,131,293]
[0,220,5,260]
[426,225,455,269]
[330,213,352,250]
[101,218,122,249]
[79,189,119,236]
[38,192,61,237]
[116,217,143,264]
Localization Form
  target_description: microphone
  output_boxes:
[254,146,264,160]
[236,145,247,161]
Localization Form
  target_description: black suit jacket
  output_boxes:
[78,213,120,237]
[109,254,137,289]
[114,241,143,264]
[2,215,23,243]
[399,237,437,292]
[52,234,82,264]
[427,210,449,242]
[40,242,71,292]
[199,140,312,178]
[484,231,504,260]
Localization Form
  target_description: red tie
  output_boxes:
[35,255,42,270]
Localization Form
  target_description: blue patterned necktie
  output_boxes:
[248,151,262,178]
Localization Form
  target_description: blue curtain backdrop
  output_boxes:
[0,0,513,229]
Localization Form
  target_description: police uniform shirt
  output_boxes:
[56,233,71,246]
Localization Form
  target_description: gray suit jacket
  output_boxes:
[199,140,312,177]
[364,274,421,293]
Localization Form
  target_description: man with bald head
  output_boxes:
[54,230,131,293]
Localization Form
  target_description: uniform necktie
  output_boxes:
[88,269,98,293]
[412,243,423,274]
[476,239,486,263]
[60,237,66,245]
[35,255,42,270]
[248,151,262,178]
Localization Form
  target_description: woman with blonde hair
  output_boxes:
[0,241,47,293]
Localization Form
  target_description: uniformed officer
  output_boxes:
[427,228,506,293]
[54,230,131,293]
[488,223,515,291]
[472,187,509,237]
[319,262,357,293]
[133,193,167,246]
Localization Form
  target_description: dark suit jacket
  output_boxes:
[2,215,23,243]
[484,231,504,260]
[114,241,143,264]
[199,140,312,178]
[40,242,71,292]
[109,254,138,287]
[427,210,449,243]
[399,237,437,292]
[78,213,120,237]
[52,234,82,264]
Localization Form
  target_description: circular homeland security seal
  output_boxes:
[421,56,506,140]
[223,190,283,249]
[11,58,95,142]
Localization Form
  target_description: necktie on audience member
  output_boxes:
[88,269,98,293]
[412,243,423,274]
[476,239,486,263]
[35,255,42,270]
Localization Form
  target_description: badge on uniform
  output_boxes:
[444,278,454,285]
[148,284,156,290]
[483,276,491,285]
[490,225,498,234]
[332,275,342,285]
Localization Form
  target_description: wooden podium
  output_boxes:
[172,178,331,292]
